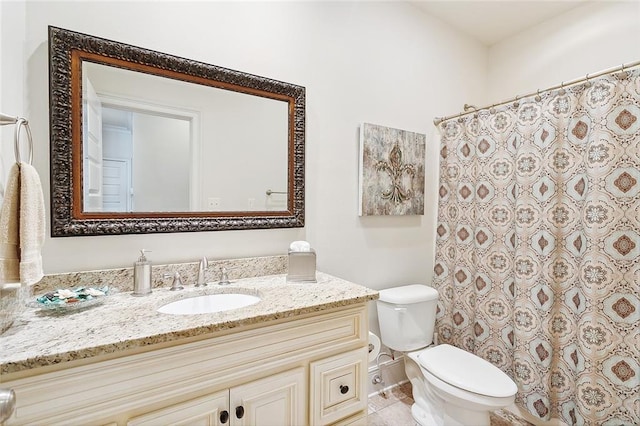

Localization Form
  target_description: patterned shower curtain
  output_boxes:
[432,69,639,425]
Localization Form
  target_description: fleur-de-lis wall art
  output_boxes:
[376,143,416,204]
[359,123,425,216]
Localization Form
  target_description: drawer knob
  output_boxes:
[220,410,229,424]
[236,405,245,419]
[340,385,349,394]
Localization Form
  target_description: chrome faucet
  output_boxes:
[196,256,209,287]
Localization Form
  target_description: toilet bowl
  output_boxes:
[376,284,518,426]
[407,344,517,425]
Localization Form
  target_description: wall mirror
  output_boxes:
[49,26,305,236]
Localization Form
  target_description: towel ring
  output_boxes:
[14,118,33,165]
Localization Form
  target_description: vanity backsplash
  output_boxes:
[34,255,287,294]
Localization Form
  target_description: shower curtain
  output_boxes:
[432,69,639,425]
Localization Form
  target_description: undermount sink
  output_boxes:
[158,293,261,315]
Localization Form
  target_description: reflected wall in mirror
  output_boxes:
[49,26,305,236]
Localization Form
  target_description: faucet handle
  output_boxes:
[163,272,184,291]
[218,266,231,285]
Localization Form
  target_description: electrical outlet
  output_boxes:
[208,197,221,209]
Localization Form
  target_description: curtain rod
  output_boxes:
[433,60,640,126]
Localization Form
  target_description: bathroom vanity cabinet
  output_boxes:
[3,304,370,426]
[127,367,307,426]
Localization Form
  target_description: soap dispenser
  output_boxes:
[133,249,152,296]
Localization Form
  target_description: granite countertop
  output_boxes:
[1,272,378,376]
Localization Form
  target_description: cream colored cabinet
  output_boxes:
[127,390,229,426]
[4,305,368,426]
[310,348,368,425]
[231,367,306,426]
[128,368,306,426]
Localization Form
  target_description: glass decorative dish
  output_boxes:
[29,286,112,313]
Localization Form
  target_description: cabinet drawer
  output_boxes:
[310,347,368,425]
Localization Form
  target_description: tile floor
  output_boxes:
[367,382,534,426]
[367,382,416,425]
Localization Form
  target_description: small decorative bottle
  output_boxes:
[133,249,152,296]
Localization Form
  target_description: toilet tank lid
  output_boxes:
[418,344,518,398]
[378,284,438,304]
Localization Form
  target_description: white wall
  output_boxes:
[7,1,488,337]
[10,0,636,341]
[132,113,190,211]
[0,1,26,198]
[18,1,487,284]
[302,2,487,297]
[487,1,640,103]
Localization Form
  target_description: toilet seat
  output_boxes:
[419,361,516,411]
[417,344,517,398]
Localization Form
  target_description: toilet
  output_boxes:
[376,284,517,426]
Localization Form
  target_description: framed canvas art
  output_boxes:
[359,123,425,216]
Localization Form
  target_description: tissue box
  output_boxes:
[287,250,317,283]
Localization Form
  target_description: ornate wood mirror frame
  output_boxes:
[49,26,305,236]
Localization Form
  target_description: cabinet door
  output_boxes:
[230,367,306,426]
[127,390,229,426]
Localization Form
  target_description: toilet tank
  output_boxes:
[376,284,439,352]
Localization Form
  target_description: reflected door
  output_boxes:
[102,159,131,212]
[82,78,104,211]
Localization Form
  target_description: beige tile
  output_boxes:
[491,409,535,426]
[368,389,406,412]
[366,412,389,426]
[373,400,416,425]
[369,381,414,411]
[490,412,514,426]
[389,382,413,401]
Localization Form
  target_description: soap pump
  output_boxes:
[133,249,152,296]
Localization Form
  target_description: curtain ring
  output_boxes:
[513,95,520,108]
[585,73,592,87]
[535,89,542,102]
[559,81,566,95]
[619,63,628,79]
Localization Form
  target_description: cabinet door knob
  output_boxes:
[340,385,349,394]
[219,410,229,424]
[235,405,245,419]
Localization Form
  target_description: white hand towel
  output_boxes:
[19,163,46,285]
[0,164,20,283]
[0,162,45,286]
